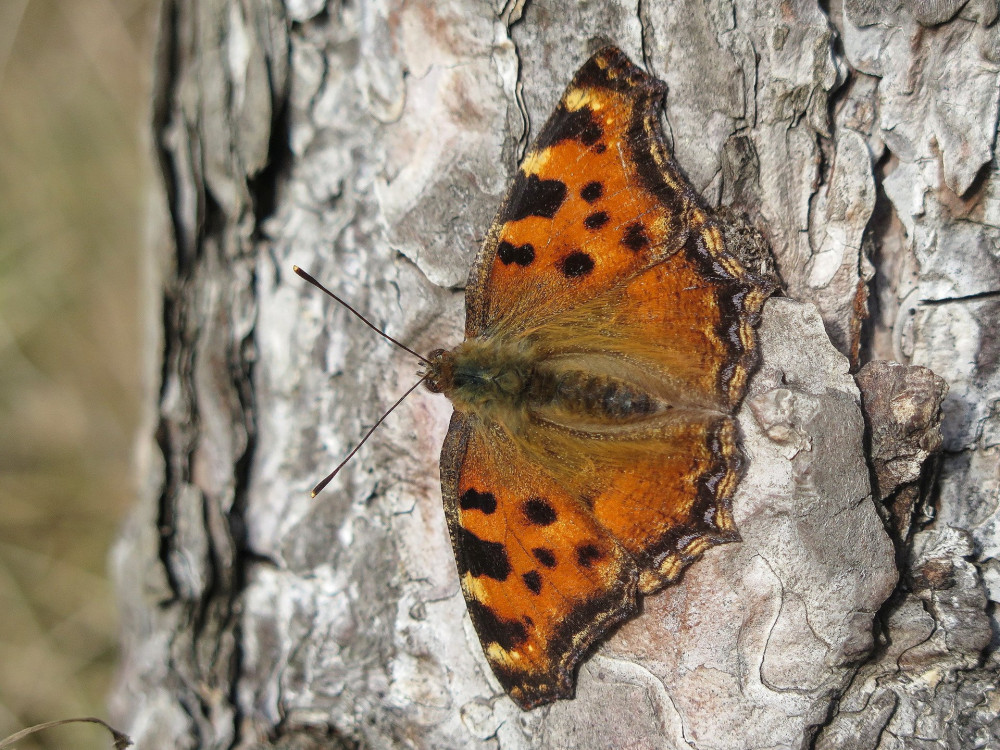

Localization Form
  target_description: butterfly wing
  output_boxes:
[464,45,684,334]
[574,410,744,594]
[440,411,638,710]
[466,45,773,409]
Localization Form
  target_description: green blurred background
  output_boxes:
[0,0,157,747]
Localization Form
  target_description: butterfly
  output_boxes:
[298,45,775,710]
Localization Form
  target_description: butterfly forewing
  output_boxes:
[439,412,638,709]
[467,47,697,339]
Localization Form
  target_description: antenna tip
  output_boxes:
[292,264,300,271]
[310,490,318,498]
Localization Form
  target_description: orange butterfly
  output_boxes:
[299,46,775,710]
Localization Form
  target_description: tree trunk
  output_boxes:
[111,0,1000,747]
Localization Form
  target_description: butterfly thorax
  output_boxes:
[424,339,664,426]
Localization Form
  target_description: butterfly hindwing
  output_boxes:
[580,412,743,593]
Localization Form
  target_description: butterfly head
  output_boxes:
[422,340,535,416]
[423,348,455,395]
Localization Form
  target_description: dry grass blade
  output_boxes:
[0,717,131,750]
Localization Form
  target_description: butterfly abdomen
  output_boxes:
[426,340,663,426]
[540,370,659,421]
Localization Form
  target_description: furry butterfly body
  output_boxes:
[421,46,776,709]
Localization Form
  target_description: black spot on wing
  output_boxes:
[535,104,604,150]
[580,181,604,202]
[576,543,604,568]
[623,222,650,252]
[523,498,557,526]
[458,527,511,581]
[532,547,557,568]
[558,251,595,278]
[502,173,567,223]
[584,211,610,230]
[497,241,535,266]
[522,570,542,594]
[467,599,528,650]
[459,488,497,514]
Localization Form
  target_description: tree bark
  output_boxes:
[112,0,1000,747]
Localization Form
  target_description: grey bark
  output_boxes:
[111,0,1000,748]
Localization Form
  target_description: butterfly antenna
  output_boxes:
[309,374,430,497]
[293,265,431,365]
